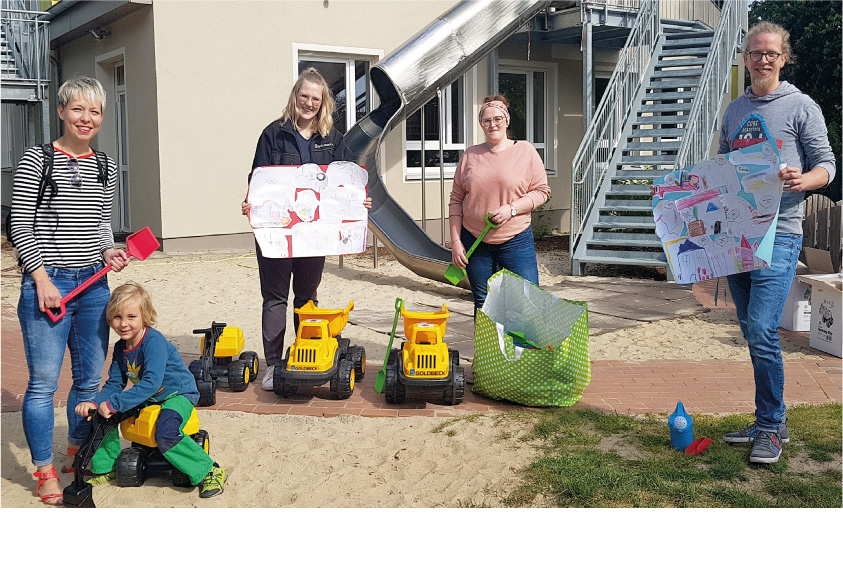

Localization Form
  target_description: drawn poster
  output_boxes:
[247,162,368,258]
[651,140,782,284]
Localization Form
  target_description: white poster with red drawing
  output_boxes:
[651,140,783,284]
[247,162,368,258]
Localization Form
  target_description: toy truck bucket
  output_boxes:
[401,304,449,344]
[295,300,354,338]
[199,326,245,358]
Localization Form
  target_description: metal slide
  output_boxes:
[340,0,551,288]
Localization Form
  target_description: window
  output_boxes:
[297,49,379,134]
[404,77,466,179]
[498,61,556,173]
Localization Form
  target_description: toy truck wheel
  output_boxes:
[351,346,366,381]
[273,366,297,398]
[188,359,203,378]
[384,351,406,404]
[332,359,354,400]
[116,446,147,487]
[197,379,216,407]
[444,350,465,405]
[239,351,259,383]
[227,359,249,392]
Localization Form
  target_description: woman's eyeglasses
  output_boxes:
[746,50,781,62]
[481,116,505,128]
[67,158,82,189]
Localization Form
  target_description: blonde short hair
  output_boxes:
[57,76,107,112]
[280,67,336,138]
[745,21,792,61]
[106,282,157,327]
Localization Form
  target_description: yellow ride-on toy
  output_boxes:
[114,405,210,488]
[384,303,464,405]
[273,300,365,400]
[188,322,260,407]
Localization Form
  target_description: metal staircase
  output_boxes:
[570,0,746,275]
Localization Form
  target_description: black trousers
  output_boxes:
[255,240,325,367]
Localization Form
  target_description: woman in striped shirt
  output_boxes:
[10,76,130,505]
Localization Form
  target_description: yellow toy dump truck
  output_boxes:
[384,303,464,405]
[115,405,209,488]
[273,300,366,400]
[188,322,260,407]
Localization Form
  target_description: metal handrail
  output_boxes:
[1,0,50,97]
[569,0,659,256]
[674,0,747,169]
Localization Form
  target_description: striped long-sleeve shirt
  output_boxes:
[10,144,117,274]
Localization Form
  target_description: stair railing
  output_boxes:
[570,0,659,258]
[1,0,49,96]
[674,0,747,169]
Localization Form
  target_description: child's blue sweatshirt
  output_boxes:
[95,326,199,413]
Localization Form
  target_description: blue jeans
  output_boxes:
[18,264,110,466]
[726,234,802,433]
[461,224,540,311]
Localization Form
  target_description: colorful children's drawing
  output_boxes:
[651,140,782,284]
[247,162,368,259]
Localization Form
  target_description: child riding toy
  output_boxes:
[188,321,260,406]
[383,302,464,405]
[273,300,365,400]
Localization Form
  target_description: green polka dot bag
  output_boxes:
[472,269,591,407]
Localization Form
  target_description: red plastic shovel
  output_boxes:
[45,227,160,322]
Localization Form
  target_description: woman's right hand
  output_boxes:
[34,274,61,313]
[241,201,251,216]
[451,239,468,269]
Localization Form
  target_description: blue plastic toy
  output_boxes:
[668,401,694,451]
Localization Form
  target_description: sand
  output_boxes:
[0,244,822,508]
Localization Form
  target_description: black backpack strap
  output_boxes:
[37,143,58,208]
[94,150,108,187]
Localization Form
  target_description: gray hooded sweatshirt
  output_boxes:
[719,81,836,236]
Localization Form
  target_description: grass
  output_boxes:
[443,404,841,508]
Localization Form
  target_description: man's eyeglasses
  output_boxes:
[481,116,505,128]
[746,50,782,62]
[67,158,82,189]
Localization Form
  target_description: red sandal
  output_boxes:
[62,446,79,473]
[33,466,63,506]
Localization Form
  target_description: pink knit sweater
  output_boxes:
[449,140,550,244]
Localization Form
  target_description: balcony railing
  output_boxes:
[674,0,747,168]
[569,0,660,256]
[1,0,50,98]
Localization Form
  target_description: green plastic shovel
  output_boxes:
[444,213,500,285]
[374,297,404,394]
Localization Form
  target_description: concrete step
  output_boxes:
[608,184,654,196]
[658,47,710,57]
[656,57,707,68]
[653,68,703,78]
[629,127,685,138]
[619,155,678,164]
[621,142,679,152]
[601,199,653,211]
[575,251,668,267]
[648,79,700,89]
[588,231,663,247]
[638,102,693,113]
[635,115,689,125]
[613,169,668,179]
[643,91,696,101]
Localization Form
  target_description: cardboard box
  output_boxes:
[800,274,842,357]
[798,248,842,357]
[780,262,811,331]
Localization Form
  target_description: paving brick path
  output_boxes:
[3,299,839,419]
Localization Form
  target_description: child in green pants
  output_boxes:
[75,282,226,498]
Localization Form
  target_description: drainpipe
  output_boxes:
[581,5,594,130]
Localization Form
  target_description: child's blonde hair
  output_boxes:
[106,282,157,327]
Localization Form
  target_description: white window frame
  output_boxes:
[498,59,558,175]
[403,75,470,181]
[293,44,382,134]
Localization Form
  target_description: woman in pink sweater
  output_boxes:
[449,95,551,311]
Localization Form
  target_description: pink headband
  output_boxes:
[479,100,510,125]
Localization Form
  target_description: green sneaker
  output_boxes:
[85,470,116,486]
[199,463,227,498]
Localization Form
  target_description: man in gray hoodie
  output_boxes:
[720,22,836,464]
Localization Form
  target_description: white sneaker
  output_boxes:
[261,365,275,391]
